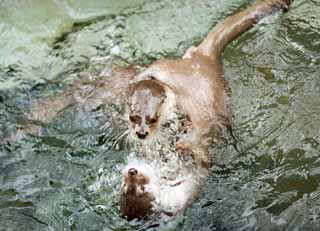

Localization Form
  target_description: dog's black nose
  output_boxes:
[136,131,148,139]
[128,168,138,176]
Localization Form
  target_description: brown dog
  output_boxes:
[121,0,291,220]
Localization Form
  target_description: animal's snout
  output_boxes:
[124,166,150,185]
[121,165,155,220]
[136,131,149,139]
[128,168,138,176]
[134,121,150,139]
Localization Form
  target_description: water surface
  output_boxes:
[1,0,320,230]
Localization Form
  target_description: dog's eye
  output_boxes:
[149,118,157,124]
[136,185,145,195]
[129,115,140,123]
[147,117,157,124]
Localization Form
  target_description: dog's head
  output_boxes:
[119,157,204,221]
[119,161,160,220]
[127,80,166,140]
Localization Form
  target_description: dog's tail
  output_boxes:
[196,0,291,60]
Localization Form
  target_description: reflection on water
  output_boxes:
[1,0,320,230]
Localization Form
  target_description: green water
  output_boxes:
[1,0,320,230]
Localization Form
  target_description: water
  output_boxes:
[1,0,320,230]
